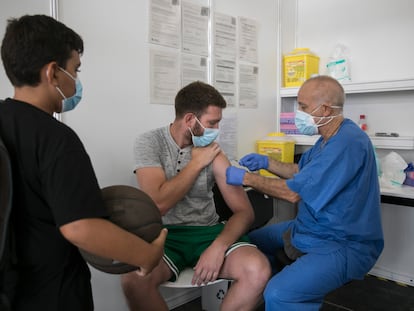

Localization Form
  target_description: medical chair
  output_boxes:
[160,185,273,310]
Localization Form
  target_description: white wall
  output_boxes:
[297,0,414,83]
[58,0,172,188]
[0,0,50,97]
[213,0,278,156]
[295,0,414,142]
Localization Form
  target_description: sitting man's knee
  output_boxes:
[244,254,272,288]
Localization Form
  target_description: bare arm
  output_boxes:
[136,142,221,215]
[212,153,254,250]
[267,157,299,179]
[193,152,255,285]
[60,218,167,276]
[243,172,300,203]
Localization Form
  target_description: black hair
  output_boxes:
[1,14,84,87]
[175,81,227,118]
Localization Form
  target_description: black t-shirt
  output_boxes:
[0,99,108,310]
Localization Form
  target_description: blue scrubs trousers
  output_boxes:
[248,221,352,311]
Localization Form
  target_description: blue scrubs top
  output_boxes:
[286,119,384,278]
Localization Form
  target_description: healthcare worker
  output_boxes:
[226,75,384,310]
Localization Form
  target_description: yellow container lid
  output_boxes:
[257,135,295,144]
[292,47,311,53]
[285,47,319,58]
[267,132,286,137]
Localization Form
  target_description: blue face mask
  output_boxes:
[294,110,319,135]
[56,67,83,113]
[189,117,219,147]
[295,105,342,136]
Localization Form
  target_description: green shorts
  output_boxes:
[162,223,255,281]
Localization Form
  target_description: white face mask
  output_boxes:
[295,105,342,136]
[188,117,219,147]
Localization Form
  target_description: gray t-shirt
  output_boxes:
[134,125,219,226]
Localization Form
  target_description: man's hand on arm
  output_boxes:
[191,142,221,168]
[225,153,300,203]
[225,166,247,186]
[137,143,221,215]
[236,172,300,203]
[239,152,298,179]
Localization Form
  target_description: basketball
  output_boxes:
[79,185,162,274]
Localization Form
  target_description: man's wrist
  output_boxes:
[210,238,229,255]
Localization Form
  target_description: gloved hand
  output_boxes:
[239,153,269,171]
[226,166,247,186]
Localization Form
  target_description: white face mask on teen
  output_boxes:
[295,105,342,135]
[188,116,219,147]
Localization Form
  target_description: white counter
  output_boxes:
[381,185,414,201]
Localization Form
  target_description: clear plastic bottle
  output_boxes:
[358,114,368,132]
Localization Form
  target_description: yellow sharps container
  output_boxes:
[256,133,295,177]
[283,48,319,87]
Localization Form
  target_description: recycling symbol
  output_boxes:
[216,289,226,300]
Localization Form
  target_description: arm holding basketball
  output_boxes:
[60,218,167,275]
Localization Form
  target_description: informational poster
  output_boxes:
[214,59,236,107]
[238,16,258,63]
[149,0,181,48]
[181,0,209,56]
[214,12,237,61]
[181,54,208,86]
[217,113,238,161]
[239,64,258,108]
[148,1,260,111]
[149,48,181,105]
